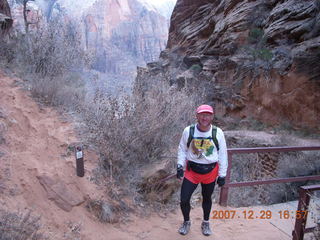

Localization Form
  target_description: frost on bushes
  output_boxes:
[0,209,45,240]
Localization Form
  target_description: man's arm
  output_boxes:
[177,127,189,168]
[217,128,228,177]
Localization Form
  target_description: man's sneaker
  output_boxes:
[178,221,191,235]
[201,221,212,236]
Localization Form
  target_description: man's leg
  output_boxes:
[180,177,198,221]
[200,181,215,236]
[178,177,197,235]
[201,181,215,220]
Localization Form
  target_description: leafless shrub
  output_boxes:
[80,78,198,198]
[85,197,132,223]
[63,221,82,240]
[0,208,46,240]
[0,19,88,107]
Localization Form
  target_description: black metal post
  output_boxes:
[75,146,84,177]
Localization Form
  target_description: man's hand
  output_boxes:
[177,164,184,180]
[217,176,225,187]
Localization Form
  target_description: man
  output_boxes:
[177,104,228,236]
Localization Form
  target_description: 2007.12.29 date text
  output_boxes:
[211,210,308,220]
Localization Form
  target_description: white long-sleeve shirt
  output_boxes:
[177,124,228,177]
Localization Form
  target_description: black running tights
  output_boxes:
[180,178,215,221]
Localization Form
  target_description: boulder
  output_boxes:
[37,175,85,212]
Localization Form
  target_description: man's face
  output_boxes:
[196,112,214,128]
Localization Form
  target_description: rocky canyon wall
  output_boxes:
[137,0,320,129]
[84,0,169,86]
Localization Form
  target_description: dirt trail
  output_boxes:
[0,71,126,239]
[0,71,318,240]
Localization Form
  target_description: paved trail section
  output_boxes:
[0,71,318,240]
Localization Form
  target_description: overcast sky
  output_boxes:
[143,0,176,7]
[149,0,175,3]
[145,0,176,5]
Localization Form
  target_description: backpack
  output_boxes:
[187,124,219,151]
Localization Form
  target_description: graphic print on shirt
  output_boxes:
[191,138,214,158]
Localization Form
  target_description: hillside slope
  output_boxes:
[0,71,128,239]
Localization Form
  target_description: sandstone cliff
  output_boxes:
[7,0,171,90]
[84,0,169,86]
[137,0,320,130]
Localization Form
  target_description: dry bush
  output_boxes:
[63,221,82,240]
[27,21,87,107]
[85,197,132,223]
[0,19,88,107]
[0,209,46,240]
[80,78,198,197]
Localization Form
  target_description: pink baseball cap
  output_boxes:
[196,105,214,114]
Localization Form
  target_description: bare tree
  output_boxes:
[35,0,58,21]
[15,0,40,33]
[43,0,57,21]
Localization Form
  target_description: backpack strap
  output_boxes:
[187,124,195,148]
[211,126,219,151]
[187,124,220,151]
